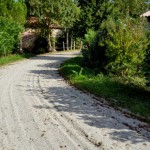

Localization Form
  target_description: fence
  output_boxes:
[56,41,83,51]
[21,34,83,52]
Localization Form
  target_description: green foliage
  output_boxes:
[74,37,82,49]
[115,0,146,18]
[74,0,147,37]
[105,17,148,79]
[82,30,100,67]
[82,29,109,73]
[144,30,150,86]
[60,0,80,28]
[0,0,14,17]
[0,0,27,24]
[73,0,119,37]
[29,0,60,51]
[82,18,148,86]
[11,1,27,25]
[0,17,23,57]
[73,0,94,37]
[0,0,27,57]
[80,0,149,86]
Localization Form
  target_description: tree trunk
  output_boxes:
[48,33,53,52]
[71,36,73,50]
[74,41,75,50]
[66,29,69,50]
[63,41,65,51]
[19,38,23,54]
[53,37,56,51]
[80,41,83,50]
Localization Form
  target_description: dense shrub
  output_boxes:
[0,1,27,57]
[0,17,23,57]
[82,17,148,86]
[82,30,108,71]
[0,0,27,25]
[105,17,148,78]
[75,37,82,50]
[144,30,150,86]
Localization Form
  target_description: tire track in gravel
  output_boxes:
[28,59,99,150]
[0,66,28,149]
[35,65,103,148]
[0,51,150,150]
[28,71,81,150]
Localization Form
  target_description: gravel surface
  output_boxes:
[0,51,150,150]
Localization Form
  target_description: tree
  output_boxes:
[115,0,147,18]
[0,0,27,24]
[73,0,120,37]
[11,1,27,25]
[0,17,23,56]
[74,0,147,38]
[73,0,94,37]
[29,0,80,51]
[60,0,80,50]
[81,0,149,85]
[0,0,27,56]
[105,17,148,78]
[29,0,64,51]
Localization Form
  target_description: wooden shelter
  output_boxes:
[140,11,150,29]
[22,17,63,51]
[140,11,150,17]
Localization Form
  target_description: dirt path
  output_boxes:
[0,51,150,150]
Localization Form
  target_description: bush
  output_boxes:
[0,17,23,57]
[144,30,150,86]
[82,30,96,67]
[75,37,82,49]
[82,29,108,71]
[105,17,148,79]
[82,17,148,86]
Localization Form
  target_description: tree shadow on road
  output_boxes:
[27,53,150,145]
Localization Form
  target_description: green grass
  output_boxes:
[60,57,150,123]
[0,53,34,66]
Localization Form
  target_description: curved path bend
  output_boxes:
[0,51,150,150]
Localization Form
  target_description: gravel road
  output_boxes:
[0,51,150,150]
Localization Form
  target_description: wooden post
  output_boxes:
[20,38,23,54]
[71,37,73,50]
[63,41,65,51]
[54,39,56,51]
[74,41,75,50]
[66,30,69,50]
[4,47,6,57]
[80,41,83,50]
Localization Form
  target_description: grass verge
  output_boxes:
[0,53,34,67]
[60,56,150,123]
